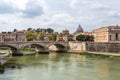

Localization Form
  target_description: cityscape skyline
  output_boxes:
[0,0,120,33]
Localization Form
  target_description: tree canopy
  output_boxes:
[46,28,54,33]
[76,34,94,41]
[26,31,35,41]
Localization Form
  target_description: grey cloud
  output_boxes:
[1,21,7,25]
[0,1,17,14]
[0,0,43,18]
[21,0,44,18]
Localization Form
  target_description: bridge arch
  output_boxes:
[0,41,69,54]
[21,43,47,53]
[0,45,18,54]
[48,43,67,52]
[21,43,45,49]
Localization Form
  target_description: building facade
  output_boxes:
[0,30,26,42]
[57,29,73,41]
[93,25,120,42]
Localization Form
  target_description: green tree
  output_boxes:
[27,28,33,32]
[37,32,45,41]
[13,29,17,32]
[7,32,12,34]
[47,32,57,41]
[46,28,54,33]
[76,34,94,41]
[47,35,52,41]
[26,31,35,41]
[76,35,84,41]
[89,35,94,41]
[50,32,57,41]
[2,32,7,34]
[35,28,41,33]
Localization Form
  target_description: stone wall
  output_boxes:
[68,42,120,53]
[68,42,86,52]
[86,42,120,53]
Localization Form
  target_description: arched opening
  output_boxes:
[22,44,48,54]
[48,44,67,52]
[32,44,47,53]
[0,46,10,53]
[21,44,36,55]
[0,45,17,55]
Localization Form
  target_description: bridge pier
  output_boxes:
[12,48,23,56]
[56,46,68,52]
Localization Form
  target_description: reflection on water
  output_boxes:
[0,52,120,80]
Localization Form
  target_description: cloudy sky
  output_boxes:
[0,0,120,33]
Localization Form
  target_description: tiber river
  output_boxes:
[0,52,120,80]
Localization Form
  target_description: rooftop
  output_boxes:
[74,24,84,34]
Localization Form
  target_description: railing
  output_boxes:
[0,41,69,44]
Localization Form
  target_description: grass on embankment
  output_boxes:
[22,48,35,52]
[67,51,110,58]
[78,52,110,58]
[0,65,5,74]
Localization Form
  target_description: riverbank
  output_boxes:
[0,65,5,74]
[1,49,119,57]
[16,51,120,57]
[67,50,120,57]
[88,51,120,57]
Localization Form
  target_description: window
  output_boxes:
[116,33,118,40]
[109,35,111,40]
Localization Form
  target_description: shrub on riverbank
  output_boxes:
[67,52,110,58]
[79,52,110,58]
[0,65,5,74]
[23,48,35,52]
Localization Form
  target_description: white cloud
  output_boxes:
[0,0,120,33]
[70,0,109,10]
[0,0,48,18]
[108,11,120,18]
[0,14,23,31]
[4,0,27,10]
[51,13,73,24]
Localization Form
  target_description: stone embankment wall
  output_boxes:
[68,42,86,52]
[68,42,120,53]
[86,42,120,53]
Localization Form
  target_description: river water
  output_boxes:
[0,52,120,80]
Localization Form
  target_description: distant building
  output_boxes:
[80,32,92,36]
[57,33,64,41]
[57,29,73,41]
[73,25,85,40]
[0,30,26,42]
[44,36,49,41]
[41,29,46,33]
[93,25,120,42]
[74,24,84,34]
[16,30,26,41]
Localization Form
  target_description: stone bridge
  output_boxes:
[0,41,69,55]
